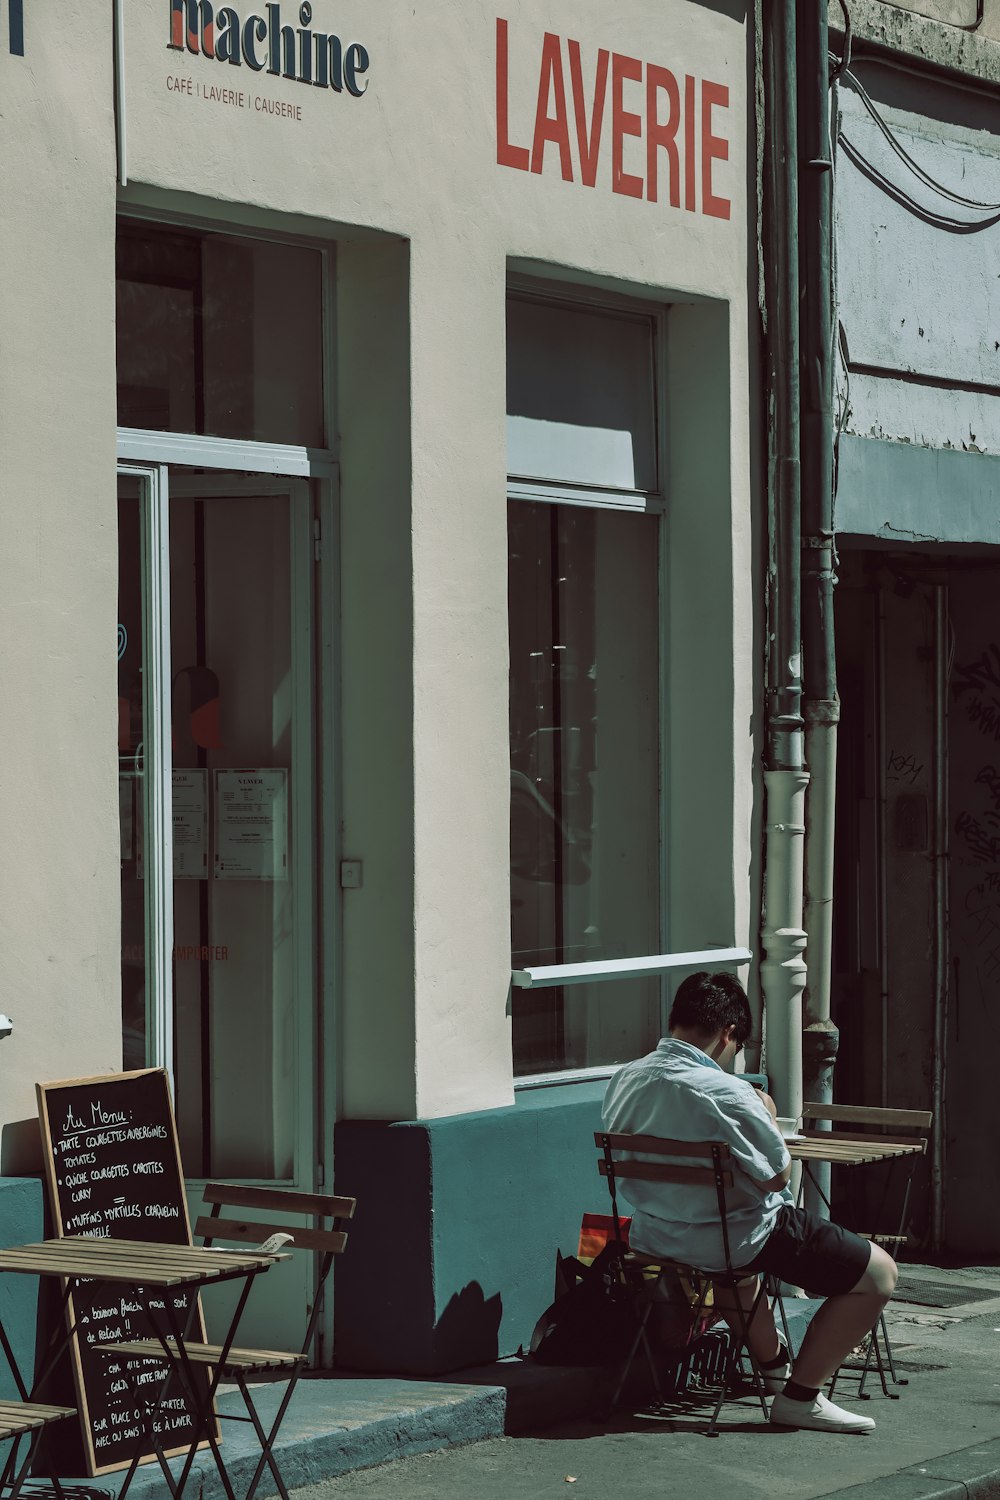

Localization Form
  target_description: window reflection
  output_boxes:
[116,222,324,447]
[508,501,661,1074]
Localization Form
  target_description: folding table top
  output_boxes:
[786,1138,924,1166]
[0,1238,289,1286]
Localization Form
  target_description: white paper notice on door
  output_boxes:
[173,768,209,879]
[215,768,289,881]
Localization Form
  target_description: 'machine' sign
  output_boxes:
[169,0,370,96]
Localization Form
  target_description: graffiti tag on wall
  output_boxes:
[953,645,1000,741]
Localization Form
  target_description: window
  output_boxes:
[117,222,324,446]
[507,291,663,1076]
[117,219,327,1184]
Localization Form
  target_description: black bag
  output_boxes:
[529,1243,638,1366]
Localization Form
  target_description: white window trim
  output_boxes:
[511,947,752,990]
[515,1064,620,1091]
[512,948,753,1091]
[118,427,337,479]
[506,477,664,514]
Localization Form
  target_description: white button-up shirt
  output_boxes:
[602,1037,792,1271]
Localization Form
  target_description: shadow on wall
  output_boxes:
[433,1284,503,1372]
[1,1119,43,1176]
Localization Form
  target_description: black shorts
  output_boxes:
[741,1205,872,1296]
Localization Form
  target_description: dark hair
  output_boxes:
[668,971,752,1045]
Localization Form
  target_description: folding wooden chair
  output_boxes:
[109,1183,355,1500]
[799,1102,932,1400]
[0,1401,77,1498]
[595,1132,773,1435]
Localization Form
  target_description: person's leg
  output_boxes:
[787,1243,897,1389]
[712,1276,783,1364]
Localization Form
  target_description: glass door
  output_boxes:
[118,464,318,1349]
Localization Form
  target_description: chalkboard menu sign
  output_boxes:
[37,1068,213,1477]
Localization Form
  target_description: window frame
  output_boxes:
[506,280,674,1085]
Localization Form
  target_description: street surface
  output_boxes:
[290,1263,1000,1499]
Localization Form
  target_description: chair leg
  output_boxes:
[768,1276,792,1357]
[638,1320,664,1406]
[868,1319,894,1400]
[878,1310,905,1387]
[237,1374,296,1500]
[4,1429,45,1500]
[609,1299,652,1412]
[702,1282,770,1435]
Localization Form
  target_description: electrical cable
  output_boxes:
[831,0,852,79]
[838,132,1000,231]
[842,63,1000,211]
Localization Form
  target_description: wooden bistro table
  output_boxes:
[0,1236,290,1500]
[785,1135,925,1398]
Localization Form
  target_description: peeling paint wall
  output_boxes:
[835,82,1000,460]
[832,1,1000,66]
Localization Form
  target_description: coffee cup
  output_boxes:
[775,1116,802,1139]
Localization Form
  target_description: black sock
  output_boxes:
[782,1380,820,1403]
[760,1350,789,1370]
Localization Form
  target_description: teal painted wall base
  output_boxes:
[333,1084,608,1375]
[0,1178,46,1399]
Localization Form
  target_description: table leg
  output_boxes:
[0,1282,77,1497]
[117,1287,205,1500]
[162,1271,258,1500]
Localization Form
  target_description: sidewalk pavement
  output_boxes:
[51,1261,1000,1498]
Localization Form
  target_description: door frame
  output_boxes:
[168,471,316,1196]
[118,433,340,1353]
[118,462,175,1075]
[119,435,338,1182]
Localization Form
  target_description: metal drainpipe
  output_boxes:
[114,0,127,187]
[931,584,949,1250]
[760,0,807,1123]
[799,0,839,1216]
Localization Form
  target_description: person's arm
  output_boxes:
[742,1085,789,1185]
[751,1159,792,1191]
[748,1085,778,1121]
[713,1091,791,1193]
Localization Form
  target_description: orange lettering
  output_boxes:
[611,53,644,199]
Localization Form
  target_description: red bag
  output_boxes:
[577,1211,630,1264]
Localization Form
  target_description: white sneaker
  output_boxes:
[770,1391,876,1434]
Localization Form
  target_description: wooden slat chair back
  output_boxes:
[595,1131,771,1434]
[111,1183,356,1500]
[196,1182,356,1260]
[800,1102,932,1400]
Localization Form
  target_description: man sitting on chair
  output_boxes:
[602,970,897,1434]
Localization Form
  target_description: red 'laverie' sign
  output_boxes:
[495,17,732,221]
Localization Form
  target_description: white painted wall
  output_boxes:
[2,0,756,1131]
[0,2,122,1166]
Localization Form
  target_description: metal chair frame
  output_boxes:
[595,1131,774,1435]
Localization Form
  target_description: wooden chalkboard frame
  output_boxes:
[37,1067,217,1478]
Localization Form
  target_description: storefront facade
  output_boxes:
[1,0,758,1371]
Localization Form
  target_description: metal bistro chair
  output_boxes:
[110,1182,356,1500]
[596,1131,773,1435]
[799,1101,932,1401]
[0,1402,77,1499]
